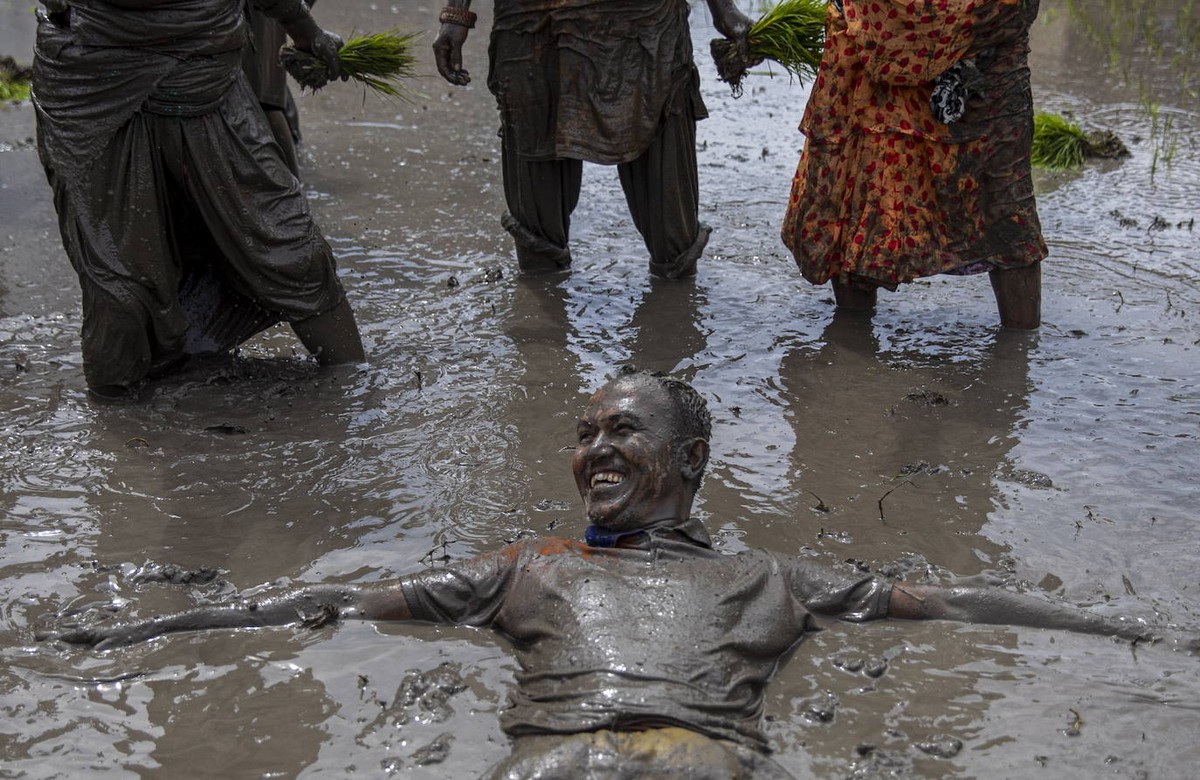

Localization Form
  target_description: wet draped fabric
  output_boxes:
[485,0,711,275]
[486,0,707,165]
[32,0,345,389]
[401,523,891,752]
[244,8,290,111]
[500,112,710,277]
[780,0,1047,288]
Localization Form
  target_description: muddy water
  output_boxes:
[1,1,1198,777]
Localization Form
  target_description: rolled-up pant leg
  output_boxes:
[500,131,581,272]
[617,112,711,279]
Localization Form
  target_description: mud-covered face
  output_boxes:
[572,380,692,532]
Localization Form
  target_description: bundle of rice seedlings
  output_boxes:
[281,29,420,99]
[1031,111,1129,171]
[712,0,827,96]
[0,56,32,103]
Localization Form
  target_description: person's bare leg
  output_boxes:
[831,278,878,311]
[990,264,1041,329]
[291,300,366,364]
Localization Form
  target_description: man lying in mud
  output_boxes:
[46,369,1165,777]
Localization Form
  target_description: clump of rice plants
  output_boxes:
[712,0,827,96]
[0,56,32,103]
[1032,111,1130,171]
[281,29,421,100]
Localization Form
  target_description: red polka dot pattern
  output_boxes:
[781,0,1047,288]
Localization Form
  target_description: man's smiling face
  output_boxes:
[572,379,686,532]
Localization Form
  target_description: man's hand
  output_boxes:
[282,15,345,83]
[707,0,753,41]
[706,0,758,89]
[433,23,471,86]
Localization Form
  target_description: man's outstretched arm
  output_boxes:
[42,584,413,650]
[889,582,1156,642]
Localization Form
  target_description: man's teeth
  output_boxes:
[590,471,623,488]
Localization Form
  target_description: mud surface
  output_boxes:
[2,1,1199,778]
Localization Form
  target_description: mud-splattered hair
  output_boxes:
[612,366,712,444]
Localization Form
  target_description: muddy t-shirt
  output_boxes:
[400,523,891,749]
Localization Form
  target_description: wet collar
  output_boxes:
[584,517,712,549]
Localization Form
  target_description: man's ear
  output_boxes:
[680,437,710,481]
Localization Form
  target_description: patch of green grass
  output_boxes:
[1031,112,1089,170]
[282,29,421,100]
[712,0,826,94]
[1,56,32,103]
[335,29,421,99]
[745,0,827,83]
[0,79,31,102]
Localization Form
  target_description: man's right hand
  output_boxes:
[433,23,471,86]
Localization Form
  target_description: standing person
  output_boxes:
[432,0,755,279]
[44,369,1171,777]
[780,0,1045,328]
[32,0,365,401]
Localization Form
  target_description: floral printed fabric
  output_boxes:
[781,0,1046,288]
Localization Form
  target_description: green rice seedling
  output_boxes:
[0,56,32,103]
[1031,112,1088,170]
[713,0,827,95]
[1031,111,1130,171]
[281,29,421,100]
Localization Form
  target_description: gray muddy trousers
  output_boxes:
[488,0,711,277]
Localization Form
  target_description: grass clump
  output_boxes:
[712,0,827,95]
[281,29,421,100]
[1,56,33,103]
[1031,112,1088,170]
[1032,111,1130,171]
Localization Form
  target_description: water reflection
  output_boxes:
[778,315,1035,575]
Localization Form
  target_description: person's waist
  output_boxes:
[142,51,242,116]
[56,1,245,53]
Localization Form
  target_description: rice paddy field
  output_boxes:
[1,1,1198,777]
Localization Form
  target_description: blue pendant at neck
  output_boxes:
[584,525,646,548]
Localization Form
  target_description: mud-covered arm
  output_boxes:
[889,582,1157,642]
[706,0,752,41]
[432,0,475,86]
[44,584,413,650]
[252,0,342,76]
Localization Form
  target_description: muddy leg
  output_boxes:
[990,264,1041,329]
[831,279,878,311]
[291,300,366,364]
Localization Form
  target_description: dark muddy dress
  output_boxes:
[780,0,1047,289]
[487,0,711,277]
[400,519,892,778]
[33,0,347,391]
[243,6,303,167]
